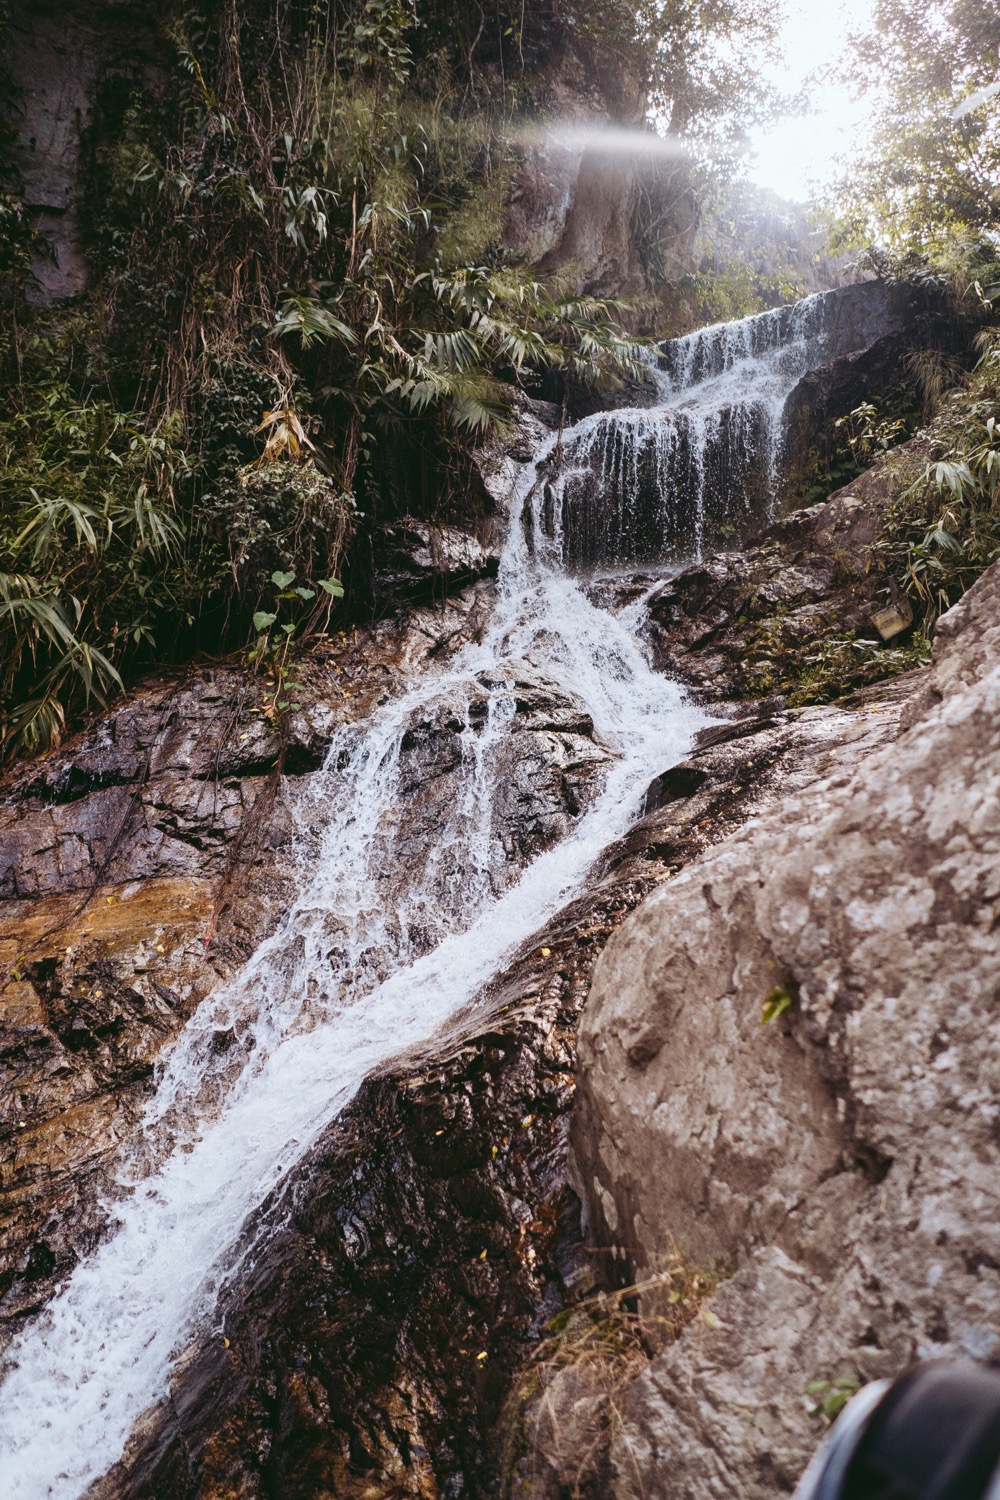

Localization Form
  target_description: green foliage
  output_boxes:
[760,985,794,1026]
[831,1,1000,265]
[274,264,642,444]
[747,337,1000,712]
[562,0,781,175]
[784,631,933,708]
[0,0,790,758]
[793,381,924,511]
[0,194,45,302]
[688,261,805,324]
[836,402,910,467]
[873,383,1000,631]
[0,355,192,752]
[212,459,358,610]
[806,1376,862,1424]
[247,566,344,722]
[90,0,645,502]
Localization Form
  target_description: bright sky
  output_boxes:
[747,0,876,204]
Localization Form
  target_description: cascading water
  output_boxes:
[0,288,876,1496]
[537,287,884,569]
[0,433,707,1500]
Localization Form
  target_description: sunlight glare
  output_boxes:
[747,0,876,204]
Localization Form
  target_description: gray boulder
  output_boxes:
[572,560,1000,1497]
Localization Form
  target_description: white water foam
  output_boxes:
[541,289,859,568]
[0,418,712,1497]
[1,287,883,1492]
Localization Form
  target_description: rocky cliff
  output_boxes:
[2,0,694,308]
[569,557,1000,1498]
[4,0,161,300]
[0,424,960,1496]
[0,7,990,1485]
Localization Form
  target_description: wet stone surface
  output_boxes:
[89,686,909,1500]
[588,438,931,703]
[0,480,925,1494]
[0,585,613,1357]
[0,600,488,1340]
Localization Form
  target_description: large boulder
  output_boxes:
[572,560,1000,1497]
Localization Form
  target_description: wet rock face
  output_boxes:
[89,680,888,1499]
[572,560,1000,1498]
[0,670,286,903]
[0,667,284,1331]
[374,518,502,604]
[404,682,605,876]
[636,440,930,701]
[0,602,489,1341]
[0,583,617,1359]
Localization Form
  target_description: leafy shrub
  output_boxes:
[872,333,1000,630]
[212,459,358,611]
[0,370,193,752]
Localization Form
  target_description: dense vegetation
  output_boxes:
[5,0,994,750]
[0,0,780,754]
[835,0,1000,263]
[824,0,1000,692]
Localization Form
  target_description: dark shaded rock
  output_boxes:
[640,436,932,700]
[90,678,912,1500]
[374,518,502,604]
[782,334,916,493]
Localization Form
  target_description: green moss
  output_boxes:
[432,166,513,267]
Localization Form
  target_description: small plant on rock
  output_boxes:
[806,1375,862,1424]
[760,984,795,1025]
[248,568,344,722]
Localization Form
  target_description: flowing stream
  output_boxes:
[0,289,869,1496]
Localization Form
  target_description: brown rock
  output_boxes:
[641,437,931,701]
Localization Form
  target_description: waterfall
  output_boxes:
[0,287,878,1496]
[0,429,712,1499]
[537,287,882,569]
